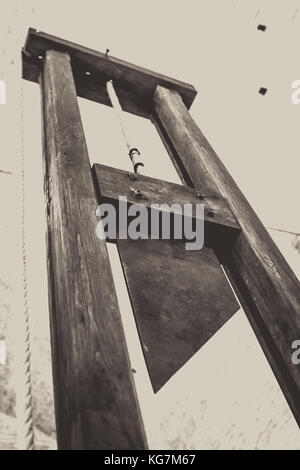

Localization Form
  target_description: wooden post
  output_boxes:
[40,49,147,449]
[154,85,300,426]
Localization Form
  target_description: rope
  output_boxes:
[267,227,300,254]
[267,227,300,236]
[106,80,144,174]
[16,68,35,451]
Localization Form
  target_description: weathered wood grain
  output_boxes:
[151,114,193,187]
[23,28,197,118]
[40,49,147,449]
[154,85,300,426]
[93,163,240,248]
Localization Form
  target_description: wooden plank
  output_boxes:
[93,163,240,248]
[23,28,197,118]
[117,239,239,392]
[40,49,147,449]
[154,85,300,426]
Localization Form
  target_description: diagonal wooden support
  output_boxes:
[153,85,300,426]
[40,49,147,449]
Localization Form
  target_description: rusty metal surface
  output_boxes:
[117,239,239,392]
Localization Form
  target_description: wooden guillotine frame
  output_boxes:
[22,28,300,449]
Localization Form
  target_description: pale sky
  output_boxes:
[0,0,300,449]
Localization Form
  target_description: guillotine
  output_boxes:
[22,28,300,449]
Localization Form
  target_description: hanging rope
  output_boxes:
[267,227,300,254]
[106,80,144,174]
[17,69,35,450]
[267,227,300,236]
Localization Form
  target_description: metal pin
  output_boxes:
[196,191,205,200]
[134,190,144,199]
[127,172,137,181]
[130,188,147,200]
[105,48,110,58]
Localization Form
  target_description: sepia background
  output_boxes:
[0,0,300,449]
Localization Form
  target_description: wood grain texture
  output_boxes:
[40,49,147,449]
[154,85,300,426]
[23,28,196,118]
[93,163,240,248]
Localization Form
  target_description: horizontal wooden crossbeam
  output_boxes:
[22,28,197,118]
[93,163,240,249]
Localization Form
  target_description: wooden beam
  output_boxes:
[154,85,300,426]
[151,114,193,187]
[93,163,240,248]
[23,28,197,118]
[40,49,147,449]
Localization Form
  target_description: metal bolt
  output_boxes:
[208,209,215,217]
[196,191,205,200]
[127,172,137,181]
[135,190,144,199]
[129,187,147,200]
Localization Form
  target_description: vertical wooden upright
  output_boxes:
[153,85,300,426]
[40,49,147,449]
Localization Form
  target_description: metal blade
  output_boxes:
[117,239,239,392]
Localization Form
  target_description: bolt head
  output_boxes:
[127,172,137,181]
[135,190,144,199]
[196,191,205,200]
